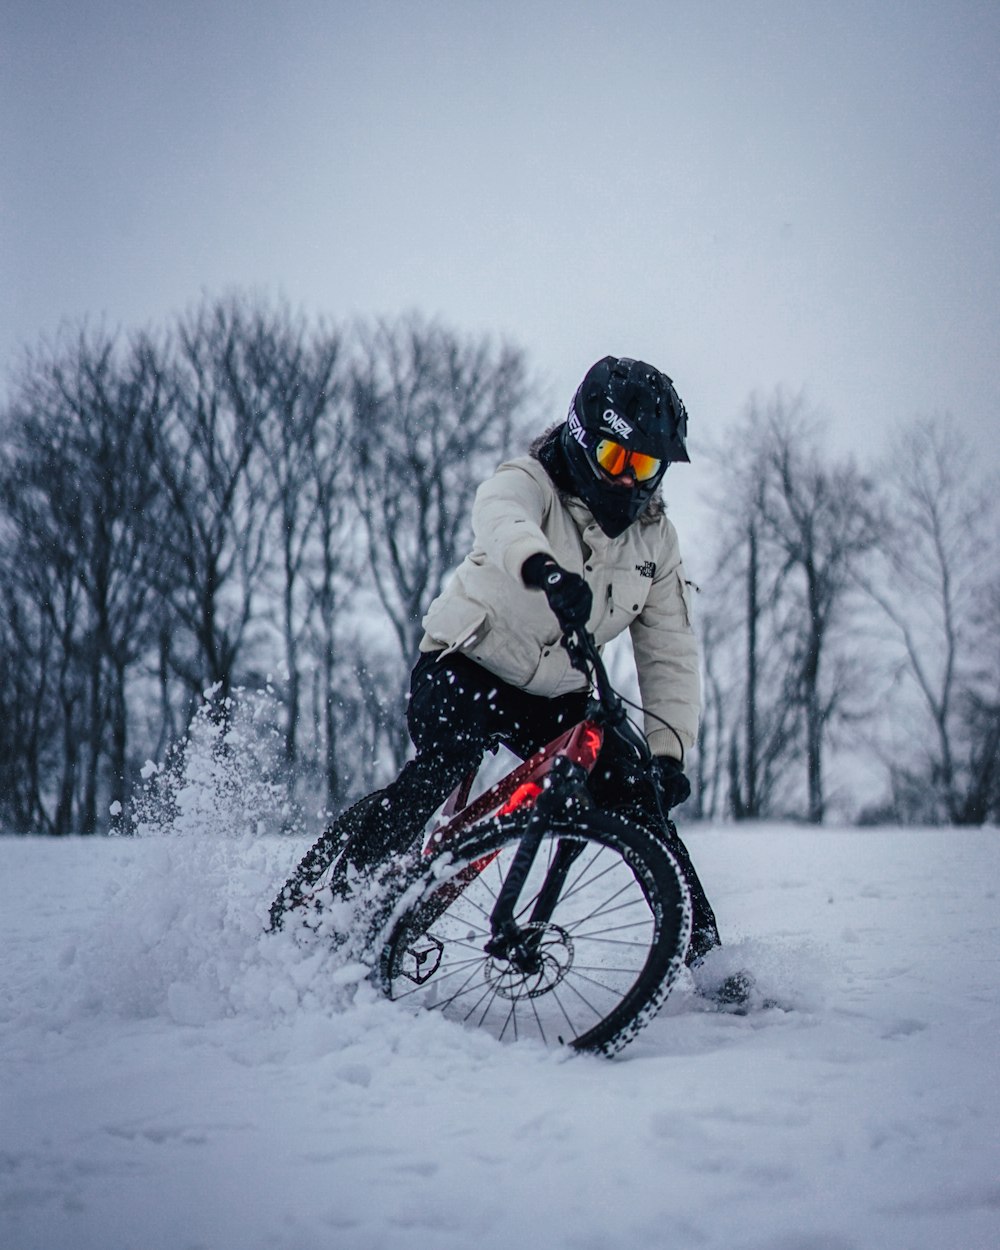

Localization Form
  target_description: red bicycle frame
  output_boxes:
[423,718,605,857]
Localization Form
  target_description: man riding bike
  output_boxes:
[273,355,731,983]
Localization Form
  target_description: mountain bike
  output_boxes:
[270,626,693,1055]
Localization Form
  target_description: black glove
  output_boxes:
[652,756,691,810]
[521,554,593,631]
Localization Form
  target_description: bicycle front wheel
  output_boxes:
[377,808,692,1055]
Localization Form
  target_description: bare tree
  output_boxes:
[153,296,275,699]
[301,372,367,811]
[63,334,169,827]
[703,392,880,823]
[0,297,545,833]
[243,309,344,768]
[0,554,59,832]
[963,574,1000,823]
[703,411,806,821]
[691,612,727,820]
[347,315,535,768]
[754,394,881,822]
[349,316,534,661]
[1,370,90,832]
[726,506,803,821]
[862,418,1000,823]
[0,330,170,831]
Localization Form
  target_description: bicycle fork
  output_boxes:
[483,755,589,973]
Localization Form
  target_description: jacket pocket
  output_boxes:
[471,620,543,688]
[421,596,490,656]
[610,570,653,618]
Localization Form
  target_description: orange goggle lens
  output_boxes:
[594,439,662,482]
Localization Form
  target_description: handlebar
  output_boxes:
[562,624,687,826]
[561,625,651,764]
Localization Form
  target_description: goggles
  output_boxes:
[593,439,662,483]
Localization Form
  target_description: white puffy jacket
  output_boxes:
[419,456,700,759]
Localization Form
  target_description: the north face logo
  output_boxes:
[636,561,655,578]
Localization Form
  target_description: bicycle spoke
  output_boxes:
[564,878,642,924]
[382,812,684,1054]
[388,952,484,1003]
[570,934,656,949]
[571,917,655,940]
[493,993,517,1038]
[564,966,638,1000]
[569,963,648,975]
[433,964,495,1018]
[557,882,646,927]
[553,973,606,1023]
[529,993,549,1046]
[438,875,498,926]
[552,980,583,1040]
[557,870,630,920]
[559,845,618,905]
[387,950,484,997]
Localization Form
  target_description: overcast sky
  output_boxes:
[3,0,998,525]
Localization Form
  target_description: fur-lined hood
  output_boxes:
[527,423,667,524]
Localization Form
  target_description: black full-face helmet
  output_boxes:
[560,356,690,537]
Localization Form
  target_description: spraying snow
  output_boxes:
[2,693,998,1249]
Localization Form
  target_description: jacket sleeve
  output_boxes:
[629,522,701,760]
[471,464,556,582]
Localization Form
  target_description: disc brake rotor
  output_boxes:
[482,923,574,999]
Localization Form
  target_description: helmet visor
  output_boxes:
[593,439,662,483]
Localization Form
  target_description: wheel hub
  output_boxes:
[483,923,574,999]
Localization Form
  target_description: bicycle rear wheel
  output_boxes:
[377,808,692,1055]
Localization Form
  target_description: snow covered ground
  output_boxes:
[2,819,998,1250]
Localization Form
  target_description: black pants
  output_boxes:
[331,649,720,962]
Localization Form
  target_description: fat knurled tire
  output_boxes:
[375,807,692,1055]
